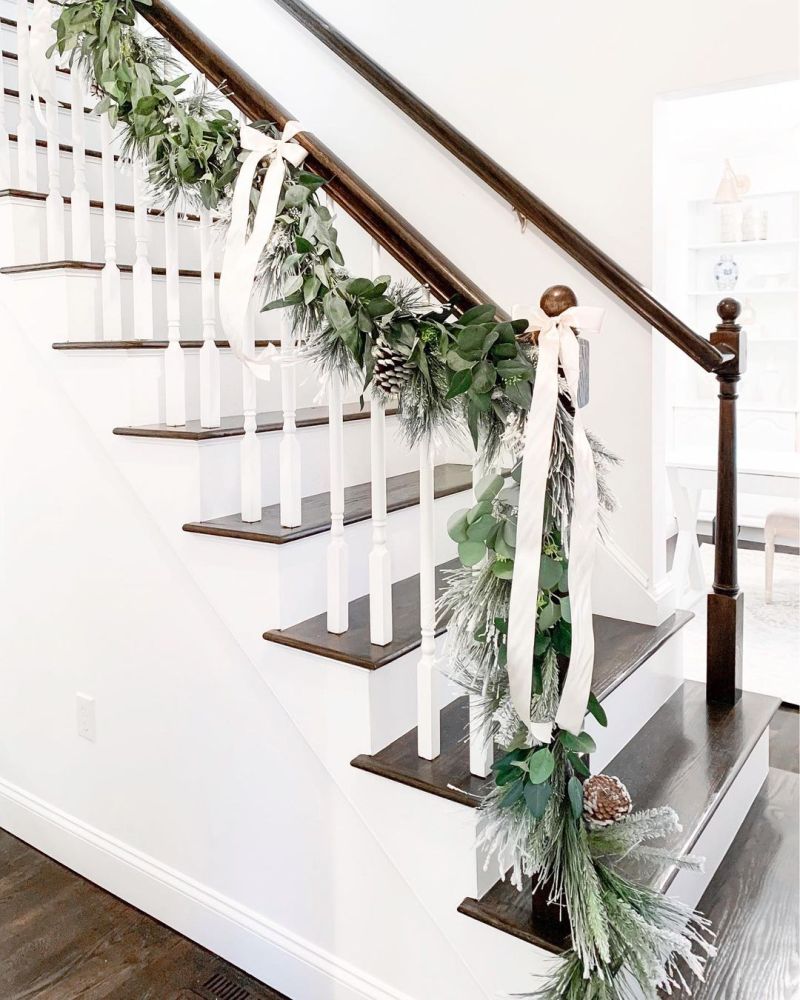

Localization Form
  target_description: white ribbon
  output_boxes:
[219,122,308,380]
[29,0,57,128]
[506,304,604,740]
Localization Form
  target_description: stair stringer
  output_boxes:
[0,295,496,1000]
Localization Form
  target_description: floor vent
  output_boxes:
[198,971,252,1000]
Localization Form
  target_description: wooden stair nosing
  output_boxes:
[456,681,780,952]
[0,260,219,279]
[112,401,399,441]
[264,559,461,670]
[53,339,279,351]
[183,463,472,546]
[1,185,203,221]
[350,610,694,804]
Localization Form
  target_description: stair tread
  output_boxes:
[53,339,279,351]
[0,260,219,279]
[457,681,779,952]
[264,559,461,669]
[351,610,693,803]
[183,463,471,545]
[113,401,399,441]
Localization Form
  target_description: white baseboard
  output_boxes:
[0,777,417,1000]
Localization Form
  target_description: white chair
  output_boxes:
[765,501,800,603]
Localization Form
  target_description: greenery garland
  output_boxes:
[50,3,716,996]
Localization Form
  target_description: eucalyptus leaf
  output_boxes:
[447,510,469,543]
[523,780,552,819]
[527,748,555,784]
[458,540,486,567]
[568,776,584,820]
[474,473,504,502]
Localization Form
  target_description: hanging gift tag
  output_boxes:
[577,336,590,408]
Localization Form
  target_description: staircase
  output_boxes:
[0,3,781,999]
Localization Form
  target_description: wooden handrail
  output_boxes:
[139,1,504,319]
[270,0,732,375]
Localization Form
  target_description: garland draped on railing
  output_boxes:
[45,3,715,996]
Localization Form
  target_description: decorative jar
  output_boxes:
[713,253,739,291]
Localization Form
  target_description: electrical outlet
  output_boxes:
[76,693,95,742]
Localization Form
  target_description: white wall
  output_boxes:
[175,0,799,593]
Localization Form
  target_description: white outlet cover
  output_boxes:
[76,693,96,742]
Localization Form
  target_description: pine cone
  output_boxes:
[372,337,413,396]
[583,774,632,828]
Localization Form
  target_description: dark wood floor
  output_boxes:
[1,707,797,999]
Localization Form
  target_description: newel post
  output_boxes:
[707,298,747,704]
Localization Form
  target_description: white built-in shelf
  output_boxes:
[688,238,799,251]
[689,287,798,297]
[689,189,799,205]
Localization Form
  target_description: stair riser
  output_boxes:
[3,93,105,160]
[668,729,769,912]
[2,51,82,107]
[588,636,684,772]
[4,265,242,344]
[113,416,422,524]
[1,190,212,270]
[274,491,469,629]
[51,346,329,428]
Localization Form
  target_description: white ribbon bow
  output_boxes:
[219,122,308,380]
[506,304,604,741]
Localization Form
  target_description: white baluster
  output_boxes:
[0,28,10,187]
[69,70,91,259]
[44,57,64,259]
[368,239,392,645]
[199,206,220,427]
[15,0,37,190]
[164,202,186,424]
[132,160,153,339]
[327,373,348,633]
[279,313,301,527]
[417,437,439,759]
[240,307,262,521]
[100,115,122,339]
[469,472,492,776]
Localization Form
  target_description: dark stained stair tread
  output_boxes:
[53,339,278,351]
[113,401,399,441]
[351,611,693,804]
[0,260,219,279]
[183,463,471,545]
[457,681,779,950]
[264,560,460,669]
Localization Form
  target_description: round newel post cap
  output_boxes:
[540,285,578,317]
[717,297,741,323]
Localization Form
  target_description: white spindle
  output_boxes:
[15,0,37,190]
[326,373,348,633]
[0,28,10,187]
[469,474,492,776]
[240,308,262,521]
[132,160,153,340]
[69,70,91,259]
[368,240,393,645]
[199,206,220,427]
[100,115,122,339]
[44,58,65,260]
[279,313,301,527]
[417,438,439,759]
[164,203,186,424]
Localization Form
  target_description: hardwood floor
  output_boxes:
[0,706,796,998]
[0,829,289,1000]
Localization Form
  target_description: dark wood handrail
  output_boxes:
[139,1,505,319]
[270,0,732,375]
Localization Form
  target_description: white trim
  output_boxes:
[0,777,417,1000]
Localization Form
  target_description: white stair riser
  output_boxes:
[3,94,106,163]
[51,347,327,428]
[1,189,214,269]
[113,414,422,523]
[2,54,81,107]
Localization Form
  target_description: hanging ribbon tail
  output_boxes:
[505,304,604,742]
[219,121,307,381]
[29,0,57,129]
